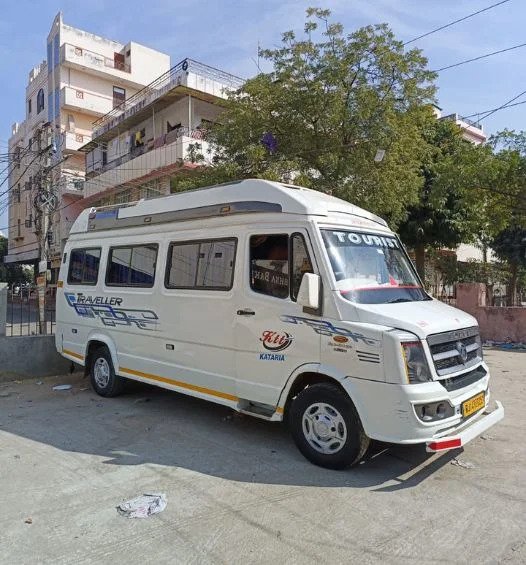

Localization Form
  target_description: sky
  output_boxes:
[1,0,525,234]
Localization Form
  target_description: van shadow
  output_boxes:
[2,376,459,490]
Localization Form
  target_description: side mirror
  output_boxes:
[296,273,321,311]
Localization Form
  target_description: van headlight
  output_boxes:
[401,341,433,384]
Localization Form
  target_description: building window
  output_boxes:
[37,89,45,114]
[68,248,101,285]
[28,98,32,115]
[67,114,75,132]
[106,245,158,287]
[47,41,53,71]
[165,239,237,290]
[17,219,21,237]
[112,86,125,109]
[13,146,21,169]
[54,89,60,118]
[114,52,125,71]
[48,91,54,121]
[53,35,59,69]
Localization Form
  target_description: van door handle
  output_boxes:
[237,309,255,316]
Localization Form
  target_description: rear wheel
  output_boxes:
[90,346,124,397]
[289,382,369,469]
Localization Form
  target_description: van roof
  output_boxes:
[70,179,388,234]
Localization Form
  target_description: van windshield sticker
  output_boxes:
[332,231,399,248]
[65,293,159,331]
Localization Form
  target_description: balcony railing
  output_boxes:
[442,112,483,131]
[92,58,244,137]
[87,126,208,177]
[61,43,131,74]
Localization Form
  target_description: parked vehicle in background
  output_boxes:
[55,179,504,468]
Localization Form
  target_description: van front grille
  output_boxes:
[427,327,482,376]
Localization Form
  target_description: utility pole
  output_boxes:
[34,123,58,335]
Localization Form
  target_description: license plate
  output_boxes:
[462,392,485,418]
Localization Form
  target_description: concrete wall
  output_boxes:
[0,335,72,381]
[456,283,526,343]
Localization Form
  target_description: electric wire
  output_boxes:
[403,0,513,45]
[434,41,526,72]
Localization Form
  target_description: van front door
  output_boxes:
[234,230,321,407]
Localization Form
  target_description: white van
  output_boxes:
[56,179,503,469]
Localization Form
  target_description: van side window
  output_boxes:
[106,244,158,287]
[291,233,314,301]
[166,239,237,290]
[68,248,101,285]
[250,234,289,299]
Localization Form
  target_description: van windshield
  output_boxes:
[321,229,429,304]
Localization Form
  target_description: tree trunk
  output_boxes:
[414,244,426,284]
[509,261,518,306]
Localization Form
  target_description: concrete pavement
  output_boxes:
[0,349,524,564]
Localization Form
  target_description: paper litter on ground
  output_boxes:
[117,493,167,518]
[53,384,72,391]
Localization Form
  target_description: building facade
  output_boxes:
[432,106,489,265]
[5,12,170,274]
[80,58,243,207]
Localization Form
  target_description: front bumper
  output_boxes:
[342,363,504,445]
[426,400,504,452]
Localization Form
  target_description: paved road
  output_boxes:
[0,349,524,564]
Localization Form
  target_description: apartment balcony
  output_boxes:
[60,43,141,87]
[84,129,212,199]
[441,113,486,145]
[58,173,85,198]
[61,86,113,117]
[91,58,244,140]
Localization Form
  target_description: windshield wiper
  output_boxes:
[386,298,412,303]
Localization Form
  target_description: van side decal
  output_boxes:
[280,315,379,347]
[65,293,159,331]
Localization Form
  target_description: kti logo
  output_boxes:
[261,330,293,352]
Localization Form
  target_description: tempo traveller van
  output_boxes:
[56,179,504,469]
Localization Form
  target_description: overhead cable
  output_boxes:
[434,40,526,72]
[404,0,512,46]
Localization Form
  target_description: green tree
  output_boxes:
[397,119,498,278]
[486,130,526,304]
[173,8,436,226]
[0,236,32,286]
[490,227,526,306]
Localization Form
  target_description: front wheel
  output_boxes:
[289,382,370,469]
[90,346,125,397]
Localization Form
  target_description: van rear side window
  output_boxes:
[106,244,158,287]
[165,239,237,290]
[68,248,101,285]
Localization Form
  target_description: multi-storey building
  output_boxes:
[5,12,170,276]
[79,58,243,207]
[430,105,489,265]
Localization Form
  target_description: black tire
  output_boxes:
[89,346,125,397]
[289,382,370,469]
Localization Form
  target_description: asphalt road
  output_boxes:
[0,349,524,564]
